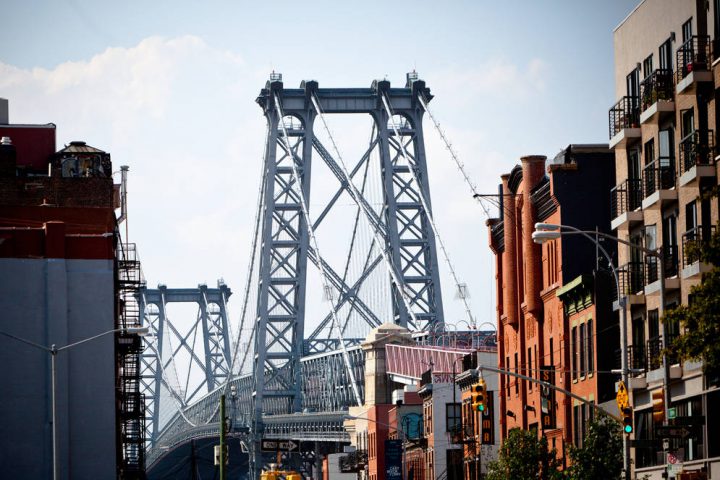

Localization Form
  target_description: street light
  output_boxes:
[533,223,629,476]
[0,326,148,480]
[533,222,668,480]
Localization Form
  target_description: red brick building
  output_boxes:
[487,146,618,463]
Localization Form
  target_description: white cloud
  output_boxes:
[1,41,545,336]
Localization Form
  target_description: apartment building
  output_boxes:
[608,1,720,477]
[457,350,500,480]
[418,374,463,480]
[487,146,617,464]
[0,99,144,478]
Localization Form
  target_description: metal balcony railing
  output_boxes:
[682,225,716,266]
[640,69,674,111]
[616,261,645,299]
[610,178,642,219]
[627,344,647,371]
[646,336,663,370]
[645,245,678,285]
[609,96,640,139]
[676,35,712,83]
[642,156,675,197]
[679,130,715,173]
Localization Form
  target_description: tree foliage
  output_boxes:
[664,223,720,374]
[565,412,623,480]
[485,428,563,480]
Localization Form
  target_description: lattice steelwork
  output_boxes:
[138,282,232,446]
[250,74,445,477]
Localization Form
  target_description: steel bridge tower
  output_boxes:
[138,282,232,446]
[252,73,445,473]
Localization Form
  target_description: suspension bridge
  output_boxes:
[139,72,495,479]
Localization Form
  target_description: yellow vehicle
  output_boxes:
[260,468,301,480]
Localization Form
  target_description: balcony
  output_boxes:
[641,156,676,209]
[676,35,713,94]
[646,336,663,371]
[608,96,641,148]
[627,344,647,372]
[610,178,643,230]
[678,130,716,186]
[681,225,716,278]
[613,261,645,310]
[644,245,679,294]
[639,69,675,123]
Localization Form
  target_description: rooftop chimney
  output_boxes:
[0,98,8,124]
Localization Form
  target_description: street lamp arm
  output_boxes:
[55,326,148,352]
[535,223,660,257]
[0,330,52,353]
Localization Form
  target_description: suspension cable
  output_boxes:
[273,93,362,407]
[229,121,268,377]
[381,93,475,328]
[416,93,491,218]
[310,93,421,328]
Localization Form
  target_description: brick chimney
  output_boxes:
[501,174,518,327]
[520,155,546,316]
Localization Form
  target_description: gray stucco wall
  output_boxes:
[0,258,116,479]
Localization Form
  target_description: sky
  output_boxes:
[1,0,641,348]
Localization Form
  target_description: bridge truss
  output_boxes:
[144,73,490,479]
[138,283,233,446]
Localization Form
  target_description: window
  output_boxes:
[686,200,698,232]
[626,67,640,99]
[644,138,655,165]
[628,149,641,181]
[631,316,646,369]
[681,108,695,138]
[662,214,678,276]
[573,402,595,447]
[682,18,693,44]
[648,309,659,340]
[549,337,554,367]
[528,347,533,392]
[586,319,594,375]
[709,390,720,457]
[572,326,578,380]
[446,403,461,433]
[643,54,653,79]
[659,38,673,70]
[579,323,586,377]
[505,356,510,396]
[644,224,657,251]
[514,353,519,395]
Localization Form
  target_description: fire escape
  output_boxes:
[117,241,146,478]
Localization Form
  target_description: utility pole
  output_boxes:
[220,394,226,480]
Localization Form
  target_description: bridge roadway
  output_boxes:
[147,331,493,470]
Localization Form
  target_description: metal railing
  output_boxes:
[642,156,675,197]
[610,178,642,219]
[615,262,644,300]
[640,69,674,111]
[682,225,716,266]
[676,35,712,83]
[646,336,663,370]
[645,245,678,284]
[627,344,646,371]
[679,130,715,172]
[609,96,640,139]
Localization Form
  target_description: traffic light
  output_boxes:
[622,406,633,434]
[652,389,665,424]
[471,379,487,412]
